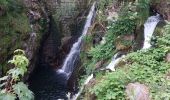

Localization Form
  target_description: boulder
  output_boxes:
[165,53,170,62]
[115,34,134,51]
[126,82,150,100]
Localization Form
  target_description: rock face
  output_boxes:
[115,34,134,51]
[23,0,50,79]
[151,0,170,21]
[165,53,170,62]
[0,0,50,77]
[126,83,150,100]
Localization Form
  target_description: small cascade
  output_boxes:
[71,74,94,100]
[106,52,125,71]
[60,2,96,76]
[142,14,160,49]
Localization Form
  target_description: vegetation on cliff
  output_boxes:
[1,0,170,99]
[80,0,170,99]
[0,49,34,100]
[0,0,31,74]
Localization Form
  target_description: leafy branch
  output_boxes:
[0,49,34,100]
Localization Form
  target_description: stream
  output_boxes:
[28,2,160,100]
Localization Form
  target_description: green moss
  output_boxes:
[0,0,31,75]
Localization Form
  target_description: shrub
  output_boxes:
[0,49,34,100]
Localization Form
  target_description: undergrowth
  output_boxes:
[84,0,137,74]
[90,23,170,100]
[0,49,34,100]
[80,0,170,99]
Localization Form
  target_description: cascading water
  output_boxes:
[59,2,96,77]
[142,14,160,49]
[69,14,161,100]
[106,52,125,71]
[29,2,96,100]
[104,14,161,72]
[72,74,94,100]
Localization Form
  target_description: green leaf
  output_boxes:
[0,76,8,81]
[0,93,16,100]
[13,82,34,100]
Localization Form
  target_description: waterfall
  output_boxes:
[104,14,161,72]
[60,2,96,76]
[142,14,160,49]
[106,52,125,71]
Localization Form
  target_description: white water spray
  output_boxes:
[60,2,96,76]
[106,53,125,71]
[72,74,93,100]
[142,14,160,49]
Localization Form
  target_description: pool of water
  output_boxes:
[28,62,68,100]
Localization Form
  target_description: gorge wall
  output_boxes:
[151,0,170,21]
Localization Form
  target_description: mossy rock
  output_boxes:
[115,34,134,51]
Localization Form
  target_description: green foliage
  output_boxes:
[9,49,29,69]
[0,49,34,100]
[13,82,34,100]
[7,49,28,80]
[0,0,30,72]
[82,0,170,99]
[91,69,129,100]
[0,93,16,100]
[0,0,8,6]
[83,35,93,44]
[119,0,150,25]
[90,23,170,99]
[0,10,30,34]
[82,1,137,90]
[108,18,136,35]
[0,0,25,13]
[135,0,150,25]
[157,24,170,47]
[97,0,113,12]
[88,15,136,62]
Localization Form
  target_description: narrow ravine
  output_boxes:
[1,0,170,100]
[28,2,96,100]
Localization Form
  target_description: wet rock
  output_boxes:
[126,82,150,100]
[61,36,72,47]
[165,53,170,62]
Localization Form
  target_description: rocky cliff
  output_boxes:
[0,0,91,78]
[151,0,170,21]
[0,0,50,77]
